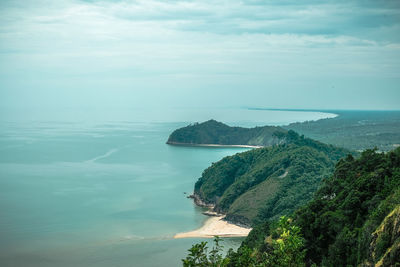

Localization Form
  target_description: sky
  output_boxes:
[0,0,400,112]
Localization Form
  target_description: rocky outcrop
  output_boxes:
[188,193,215,208]
[363,205,400,266]
[188,193,252,228]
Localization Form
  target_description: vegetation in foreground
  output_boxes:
[183,216,305,267]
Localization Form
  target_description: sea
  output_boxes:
[0,108,336,267]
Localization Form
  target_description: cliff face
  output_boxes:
[364,205,400,267]
[188,193,215,208]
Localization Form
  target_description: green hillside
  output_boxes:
[193,130,349,226]
[167,119,287,147]
[183,148,400,267]
[295,148,400,266]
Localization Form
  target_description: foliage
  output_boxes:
[295,147,400,266]
[240,221,270,249]
[182,236,230,267]
[262,216,305,267]
[183,217,305,267]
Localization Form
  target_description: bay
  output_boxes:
[0,108,335,266]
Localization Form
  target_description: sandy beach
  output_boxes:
[166,142,263,149]
[174,216,252,239]
[197,144,263,149]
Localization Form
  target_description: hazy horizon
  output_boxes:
[1,0,400,115]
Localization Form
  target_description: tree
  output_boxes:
[263,216,305,267]
[183,217,306,267]
[182,236,229,267]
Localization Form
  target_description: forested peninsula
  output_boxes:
[168,111,400,152]
[166,119,287,147]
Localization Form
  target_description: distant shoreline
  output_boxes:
[174,215,252,239]
[166,141,263,149]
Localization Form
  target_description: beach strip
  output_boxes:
[174,216,252,239]
[166,142,263,149]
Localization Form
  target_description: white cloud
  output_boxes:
[0,0,399,110]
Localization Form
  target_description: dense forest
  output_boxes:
[167,119,287,147]
[183,148,400,266]
[193,130,349,226]
[295,148,400,266]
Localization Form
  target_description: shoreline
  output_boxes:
[174,215,252,239]
[166,142,263,149]
[246,107,339,118]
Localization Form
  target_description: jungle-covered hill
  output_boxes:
[193,130,350,226]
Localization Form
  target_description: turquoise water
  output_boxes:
[0,109,336,266]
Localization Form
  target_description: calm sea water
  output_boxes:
[0,109,336,267]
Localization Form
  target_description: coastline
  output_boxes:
[176,193,252,239]
[174,215,252,239]
[246,107,339,119]
[166,141,263,149]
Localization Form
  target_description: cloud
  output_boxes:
[0,0,399,110]
[73,0,400,39]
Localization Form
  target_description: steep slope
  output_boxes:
[167,119,288,147]
[295,148,400,266]
[193,131,349,226]
[222,148,400,267]
[365,205,400,266]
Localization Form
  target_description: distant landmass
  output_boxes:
[281,110,400,152]
[167,110,400,152]
[166,119,288,147]
[192,131,349,226]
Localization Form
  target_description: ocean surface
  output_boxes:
[0,108,336,267]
